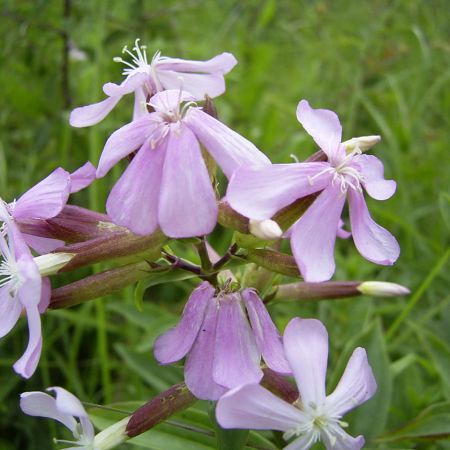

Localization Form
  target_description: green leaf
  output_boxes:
[378,402,450,442]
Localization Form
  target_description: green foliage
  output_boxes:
[0,0,449,449]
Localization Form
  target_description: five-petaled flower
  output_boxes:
[20,387,96,449]
[216,317,377,450]
[70,39,237,127]
[227,99,400,281]
[154,281,290,400]
[96,89,270,237]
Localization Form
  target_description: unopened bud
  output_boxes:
[249,219,282,240]
[342,135,381,153]
[357,281,410,297]
[34,252,75,277]
[93,417,129,450]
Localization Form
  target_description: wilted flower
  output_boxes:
[97,90,270,237]
[70,39,237,127]
[228,99,400,281]
[216,317,377,450]
[154,282,290,400]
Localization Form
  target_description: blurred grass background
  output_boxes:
[0,0,449,449]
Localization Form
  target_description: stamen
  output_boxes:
[290,154,300,163]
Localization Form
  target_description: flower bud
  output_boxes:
[93,417,130,450]
[357,281,410,297]
[249,219,282,240]
[342,135,381,153]
[34,252,75,277]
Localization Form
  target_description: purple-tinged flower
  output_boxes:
[70,39,237,127]
[7,162,95,254]
[227,100,400,281]
[216,317,377,450]
[0,202,48,378]
[97,90,270,237]
[154,282,290,400]
[20,387,95,449]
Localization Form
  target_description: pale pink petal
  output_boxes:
[106,137,165,235]
[241,289,291,374]
[154,282,214,364]
[96,114,158,177]
[337,218,351,239]
[348,189,400,265]
[157,53,237,74]
[16,255,42,309]
[290,184,346,282]
[213,294,262,389]
[70,161,96,193]
[13,168,71,221]
[158,126,217,238]
[284,436,316,450]
[0,286,22,338]
[157,71,227,100]
[323,432,365,450]
[102,72,150,97]
[283,318,328,408]
[13,305,42,378]
[133,87,149,120]
[216,383,306,432]
[22,234,64,255]
[326,347,377,417]
[353,155,396,200]
[69,96,121,127]
[38,278,51,314]
[185,108,271,179]
[185,301,227,400]
[148,89,195,112]
[227,163,332,220]
[48,387,89,418]
[296,100,342,161]
[20,391,77,432]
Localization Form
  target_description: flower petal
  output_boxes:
[353,155,396,200]
[48,386,89,418]
[38,277,51,314]
[241,289,291,374]
[106,137,165,235]
[157,52,237,74]
[96,114,158,178]
[20,391,77,432]
[69,96,121,127]
[158,126,217,238]
[323,431,365,450]
[296,100,342,161]
[22,234,64,255]
[227,163,331,220]
[185,108,270,179]
[283,318,328,408]
[154,282,214,364]
[348,189,400,265]
[103,72,150,97]
[133,87,149,120]
[0,286,22,338]
[213,294,263,389]
[216,383,306,432]
[326,347,377,417]
[290,183,345,282]
[13,305,42,378]
[148,90,195,112]
[69,161,96,193]
[13,168,71,221]
[184,300,227,400]
[337,218,351,239]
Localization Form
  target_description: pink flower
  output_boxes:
[227,100,400,281]
[20,387,95,449]
[8,162,95,254]
[216,317,377,450]
[69,39,237,127]
[154,282,290,400]
[97,90,270,237]
[0,202,49,378]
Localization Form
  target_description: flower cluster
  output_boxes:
[4,39,409,450]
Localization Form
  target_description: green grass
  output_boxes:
[0,0,449,449]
